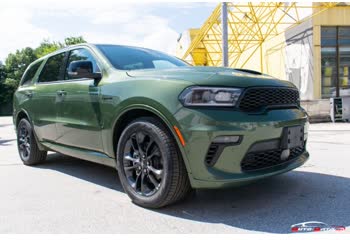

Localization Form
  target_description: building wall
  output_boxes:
[238,5,350,101]
[229,19,314,100]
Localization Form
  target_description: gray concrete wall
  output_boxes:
[301,100,331,122]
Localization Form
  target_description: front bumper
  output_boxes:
[173,107,309,189]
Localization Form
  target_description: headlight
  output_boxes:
[179,87,242,107]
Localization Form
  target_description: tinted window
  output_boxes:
[96,45,188,70]
[65,48,100,80]
[152,60,178,69]
[321,26,350,98]
[321,27,337,46]
[39,52,66,82]
[21,60,43,85]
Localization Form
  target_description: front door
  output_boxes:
[55,48,103,152]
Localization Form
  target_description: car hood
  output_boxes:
[126,66,295,88]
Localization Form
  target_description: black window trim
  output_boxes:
[35,46,104,85]
[20,60,44,86]
[36,51,69,85]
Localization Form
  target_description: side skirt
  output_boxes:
[41,141,116,168]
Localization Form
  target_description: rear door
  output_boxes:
[31,52,67,142]
[55,47,104,152]
[15,59,44,124]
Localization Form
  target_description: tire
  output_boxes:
[116,117,191,208]
[17,118,47,166]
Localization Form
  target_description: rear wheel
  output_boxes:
[17,118,47,165]
[116,117,191,208]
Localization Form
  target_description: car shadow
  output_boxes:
[0,124,13,128]
[40,153,124,192]
[39,153,350,233]
[0,138,16,146]
[158,171,350,233]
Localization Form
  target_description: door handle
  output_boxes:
[57,90,67,96]
[25,91,33,98]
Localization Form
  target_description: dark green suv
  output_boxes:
[13,44,309,208]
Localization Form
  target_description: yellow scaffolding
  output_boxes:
[180,2,345,72]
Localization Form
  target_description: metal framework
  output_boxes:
[181,2,345,71]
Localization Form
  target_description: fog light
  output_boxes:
[212,135,241,144]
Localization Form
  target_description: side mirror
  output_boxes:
[67,60,102,82]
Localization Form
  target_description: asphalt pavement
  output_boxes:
[1,116,350,233]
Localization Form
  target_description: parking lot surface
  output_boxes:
[1,116,350,233]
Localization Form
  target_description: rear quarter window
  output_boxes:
[21,61,43,86]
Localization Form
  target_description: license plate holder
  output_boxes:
[281,126,304,149]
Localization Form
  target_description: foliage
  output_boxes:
[35,36,86,59]
[64,36,86,46]
[0,78,18,104]
[34,40,61,59]
[5,47,37,81]
[0,62,6,80]
[0,62,7,105]
[0,36,86,113]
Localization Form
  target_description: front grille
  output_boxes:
[289,146,305,159]
[241,145,305,172]
[239,87,300,112]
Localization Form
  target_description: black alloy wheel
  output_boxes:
[123,131,163,196]
[117,117,191,208]
[18,122,31,161]
[17,118,47,165]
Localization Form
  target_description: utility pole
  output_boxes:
[222,2,229,67]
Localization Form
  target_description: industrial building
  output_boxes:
[177,2,350,121]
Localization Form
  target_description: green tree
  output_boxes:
[1,78,18,103]
[2,47,37,102]
[0,61,6,81]
[64,36,86,46]
[5,47,37,81]
[34,39,61,58]
[35,36,86,58]
[0,62,6,105]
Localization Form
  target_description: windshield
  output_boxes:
[96,44,189,71]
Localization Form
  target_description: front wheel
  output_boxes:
[17,118,47,166]
[116,117,191,208]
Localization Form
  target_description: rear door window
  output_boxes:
[38,52,66,83]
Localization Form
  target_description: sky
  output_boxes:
[0,1,217,62]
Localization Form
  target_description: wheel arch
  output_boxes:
[110,105,192,175]
[15,109,47,151]
[15,109,31,128]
